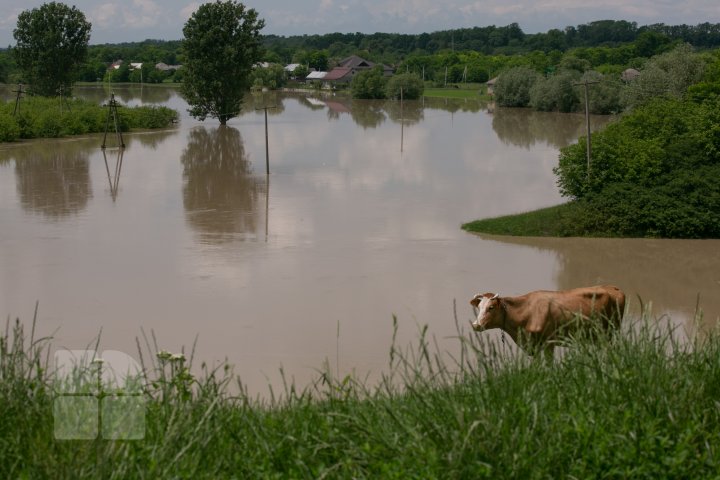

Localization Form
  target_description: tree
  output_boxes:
[182,1,265,125]
[13,2,91,97]
[494,66,541,107]
[351,66,387,99]
[386,73,424,100]
[529,70,580,112]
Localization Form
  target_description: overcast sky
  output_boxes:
[1,0,719,46]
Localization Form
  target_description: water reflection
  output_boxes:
[103,149,124,202]
[492,108,615,149]
[350,100,386,129]
[181,126,267,243]
[4,139,95,218]
[479,234,720,328]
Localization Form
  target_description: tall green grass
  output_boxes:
[1,306,719,478]
[0,96,178,142]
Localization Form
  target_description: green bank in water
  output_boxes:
[0,96,177,142]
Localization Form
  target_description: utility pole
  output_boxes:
[12,83,24,116]
[400,86,404,153]
[574,79,599,182]
[256,104,276,175]
[102,92,125,149]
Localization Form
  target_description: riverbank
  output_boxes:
[2,311,718,478]
[462,202,596,237]
[424,83,488,99]
[0,96,177,142]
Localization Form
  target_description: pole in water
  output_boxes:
[102,92,125,149]
[256,104,276,175]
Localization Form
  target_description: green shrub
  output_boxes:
[529,70,580,112]
[553,95,720,237]
[494,66,541,107]
[351,66,387,99]
[385,73,424,100]
[0,113,20,142]
[0,95,178,142]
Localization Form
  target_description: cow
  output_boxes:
[469,285,625,359]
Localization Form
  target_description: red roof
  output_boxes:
[323,67,352,81]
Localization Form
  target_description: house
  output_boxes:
[338,55,393,77]
[155,62,182,71]
[285,63,301,73]
[323,67,353,83]
[306,71,327,81]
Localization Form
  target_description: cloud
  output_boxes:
[89,0,162,30]
[180,2,200,21]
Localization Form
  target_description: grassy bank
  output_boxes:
[424,83,488,99]
[0,96,178,142]
[2,309,719,478]
[462,202,588,237]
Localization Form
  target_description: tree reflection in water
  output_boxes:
[491,107,615,149]
[8,140,94,219]
[181,126,267,243]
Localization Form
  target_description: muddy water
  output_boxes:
[1,86,717,395]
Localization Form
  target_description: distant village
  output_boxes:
[108,54,395,89]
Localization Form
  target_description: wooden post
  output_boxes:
[256,105,276,175]
[573,79,599,182]
[400,86,404,153]
[12,83,24,116]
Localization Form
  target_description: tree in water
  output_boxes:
[13,2,91,97]
[182,1,265,125]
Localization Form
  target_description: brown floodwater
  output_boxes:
[1,86,718,395]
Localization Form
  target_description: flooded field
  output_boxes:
[1,85,718,395]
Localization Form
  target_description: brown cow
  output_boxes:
[469,285,625,358]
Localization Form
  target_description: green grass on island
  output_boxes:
[2,309,720,478]
[0,96,178,142]
[462,202,589,237]
[424,83,488,99]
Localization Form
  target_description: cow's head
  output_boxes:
[470,293,502,331]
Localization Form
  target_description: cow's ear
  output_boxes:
[470,294,482,307]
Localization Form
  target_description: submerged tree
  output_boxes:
[182,1,265,125]
[13,2,91,97]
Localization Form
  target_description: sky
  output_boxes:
[1,0,719,46]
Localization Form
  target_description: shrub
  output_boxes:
[494,66,541,107]
[529,70,580,112]
[0,113,20,142]
[385,73,424,100]
[351,66,387,99]
[554,95,720,237]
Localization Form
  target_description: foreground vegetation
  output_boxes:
[2,308,719,478]
[0,96,177,142]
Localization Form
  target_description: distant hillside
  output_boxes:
[263,20,720,64]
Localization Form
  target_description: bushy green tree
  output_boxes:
[554,96,720,237]
[182,1,265,125]
[385,73,424,100]
[13,2,91,96]
[351,66,386,99]
[529,70,580,112]
[621,44,706,109]
[250,64,286,89]
[582,70,623,114]
[494,66,541,107]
